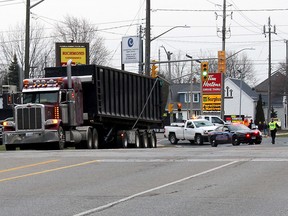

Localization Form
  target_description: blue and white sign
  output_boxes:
[122,36,140,64]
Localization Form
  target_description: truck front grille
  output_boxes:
[16,107,42,130]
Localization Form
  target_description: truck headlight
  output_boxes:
[3,121,15,127]
[45,119,59,126]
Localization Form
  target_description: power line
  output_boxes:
[154,8,288,12]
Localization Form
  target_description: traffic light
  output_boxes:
[201,62,209,82]
[151,60,158,78]
[177,103,182,112]
[168,103,174,113]
[218,50,226,73]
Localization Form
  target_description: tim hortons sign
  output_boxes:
[202,73,222,93]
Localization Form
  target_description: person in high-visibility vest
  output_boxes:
[268,118,280,144]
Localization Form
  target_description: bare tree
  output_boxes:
[0,22,52,78]
[225,51,256,86]
[54,15,110,65]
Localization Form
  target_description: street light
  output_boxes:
[145,25,190,76]
[238,70,243,119]
[186,54,201,119]
[25,0,45,79]
[161,45,173,81]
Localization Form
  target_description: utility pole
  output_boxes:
[263,17,276,124]
[285,40,288,128]
[25,0,45,79]
[138,25,143,74]
[24,0,30,79]
[145,0,151,76]
[220,0,226,119]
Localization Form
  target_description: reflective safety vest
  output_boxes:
[269,122,277,130]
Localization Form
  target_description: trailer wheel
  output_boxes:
[134,131,141,148]
[55,126,65,150]
[117,131,128,148]
[92,128,99,149]
[148,131,157,148]
[141,131,149,148]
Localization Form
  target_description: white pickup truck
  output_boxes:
[164,119,218,145]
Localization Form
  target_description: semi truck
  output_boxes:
[2,61,168,150]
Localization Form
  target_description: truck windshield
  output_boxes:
[23,91,58,104]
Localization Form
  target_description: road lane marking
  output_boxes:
[73,160,239,216]
[0,160,59,173]
[0,160,99,183]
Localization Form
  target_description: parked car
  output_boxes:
[196,115,226,126]
[208,123,262,147]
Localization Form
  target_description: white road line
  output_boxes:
[73,160,239,216]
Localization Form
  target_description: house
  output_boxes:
[254,71,288,128]
[224,78,258,119]
[169,77,259,122]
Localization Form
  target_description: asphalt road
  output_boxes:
[1,135,288,216]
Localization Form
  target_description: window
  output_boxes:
[185,93,191,103]
[23,91,59,104]
[212,117,224,125]
[193,93,199,103]
[185,93,200,103]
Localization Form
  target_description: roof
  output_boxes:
[254,71,286,107]
[227,78,258,101]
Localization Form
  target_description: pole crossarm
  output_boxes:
[30,0,45,9]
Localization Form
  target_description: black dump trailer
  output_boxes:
[45,64,168,148]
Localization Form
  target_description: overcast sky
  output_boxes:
[0,0,287,84]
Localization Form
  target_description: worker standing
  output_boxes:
[268,118,280,144]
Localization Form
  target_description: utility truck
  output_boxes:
[3,61,168,150]
[164,119,217,145]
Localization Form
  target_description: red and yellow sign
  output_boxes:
[202,94,221,112]
[60,47,87,66]
[202,73,222,93]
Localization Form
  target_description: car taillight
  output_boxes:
[254,131,259,135]
[246,134,251,138]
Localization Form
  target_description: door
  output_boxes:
[183,121,196,140]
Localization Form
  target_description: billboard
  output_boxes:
[122,36,141,64]
[202,94,221,112]
[202,73,222,93]
[56,43,89,66]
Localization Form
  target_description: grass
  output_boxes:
[0,145,5,151]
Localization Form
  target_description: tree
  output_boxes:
[255,94,265,125]
[270,106,277,118]
[54,15,110,65]
[162,51,256,86]
[0,22,53,78]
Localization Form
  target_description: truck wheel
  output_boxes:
[5,144,16,151]
[141,131,148,148]
[92,128,99,149]
[169,133,178,145]
[84,128,93,149]
[54,126,65,150]
[134,131,140,148]
[195,134,203,145]
[148,131,157,148]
